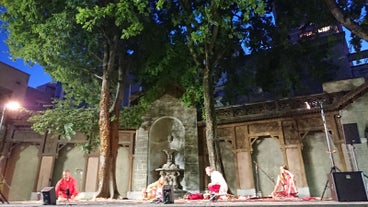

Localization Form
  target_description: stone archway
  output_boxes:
[302,132,335,197]
[7,144,39,201]
[148,116,185,184]
[251,137,283,197]
[52,144,85,191]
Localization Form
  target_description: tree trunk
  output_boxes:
[203,65,221,170]
[95,37,122,199]
[95,71,116,198]
[108,48,128,199]
[109,113,120,199]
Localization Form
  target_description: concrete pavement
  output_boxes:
[2,198,368,207]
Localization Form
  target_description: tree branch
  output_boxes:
[324,0,368,41]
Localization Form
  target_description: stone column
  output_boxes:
[84,154,99,192]
[235,149,255,196]
[0,124,14,177]
[285,144,309,197]
[36,156,55,191]
[127,126,149,199]
[36,134,58,191]
[0,143,11,176]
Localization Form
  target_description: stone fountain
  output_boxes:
[155,148,186,198]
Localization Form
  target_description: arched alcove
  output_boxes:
[251,137,283,196]
[148,116,185,184]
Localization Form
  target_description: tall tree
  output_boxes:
[0,0,149,198]
[156,0,266,170]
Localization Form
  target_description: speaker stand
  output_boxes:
[253,161,275,198]
[320,166,340,200]
[349,143,368,179]
[64,198,71,206]
[347,143,360,171]
[64,193,73,206]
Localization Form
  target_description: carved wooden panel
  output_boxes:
[119,131,134,143]
[216,92,345,121]
[282,120,300,145]
[248,122,280,135]
[298,117,322,130]
[217,127,232,139]
[235,126,247,149]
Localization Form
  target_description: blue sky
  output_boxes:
[0,32,52,88]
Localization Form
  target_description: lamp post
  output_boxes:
[0,101,21,131]
[316,100,336,169]
[306,99,338,200]
[305,100,336,169]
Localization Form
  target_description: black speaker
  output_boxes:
[329,171,368,201]
[343,123,361,144]
[162,185,174,204]
[41,187,56,205]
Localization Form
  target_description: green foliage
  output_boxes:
[76,1,147,39]
[180,85,204,108]
[0,0,104,107]
[152,0,267,110]
[221,0,353,102]
[2,0,365,158]
[28,97,148,152]
[28,100,99,142]
[251,39,337,97]
[119,102,148,129]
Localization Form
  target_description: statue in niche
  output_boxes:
[168,132,184,151]
[167,134,174,143]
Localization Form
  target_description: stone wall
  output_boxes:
[130,94,199,195]
[2,79,368,201]
[340,94,368,174]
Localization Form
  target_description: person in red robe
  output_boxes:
[55,169,79,201]
[271,165,298,198]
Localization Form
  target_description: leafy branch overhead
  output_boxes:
[28,100,146,146]
[28,101,99,141]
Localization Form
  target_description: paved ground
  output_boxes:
[2,198,368,207]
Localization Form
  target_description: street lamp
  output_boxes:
[0,101,21,131]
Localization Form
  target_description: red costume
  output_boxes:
[55,176,78,199]
[272,166,298,198]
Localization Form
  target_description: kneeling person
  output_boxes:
[205,166,228,201]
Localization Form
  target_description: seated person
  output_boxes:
[142,176,167,201]
[55,169,79,202]
[205,166,228,201]
[271,165,298,198]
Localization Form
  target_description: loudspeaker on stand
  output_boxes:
[343,123,361,144]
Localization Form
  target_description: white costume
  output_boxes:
[210,170,228,194]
